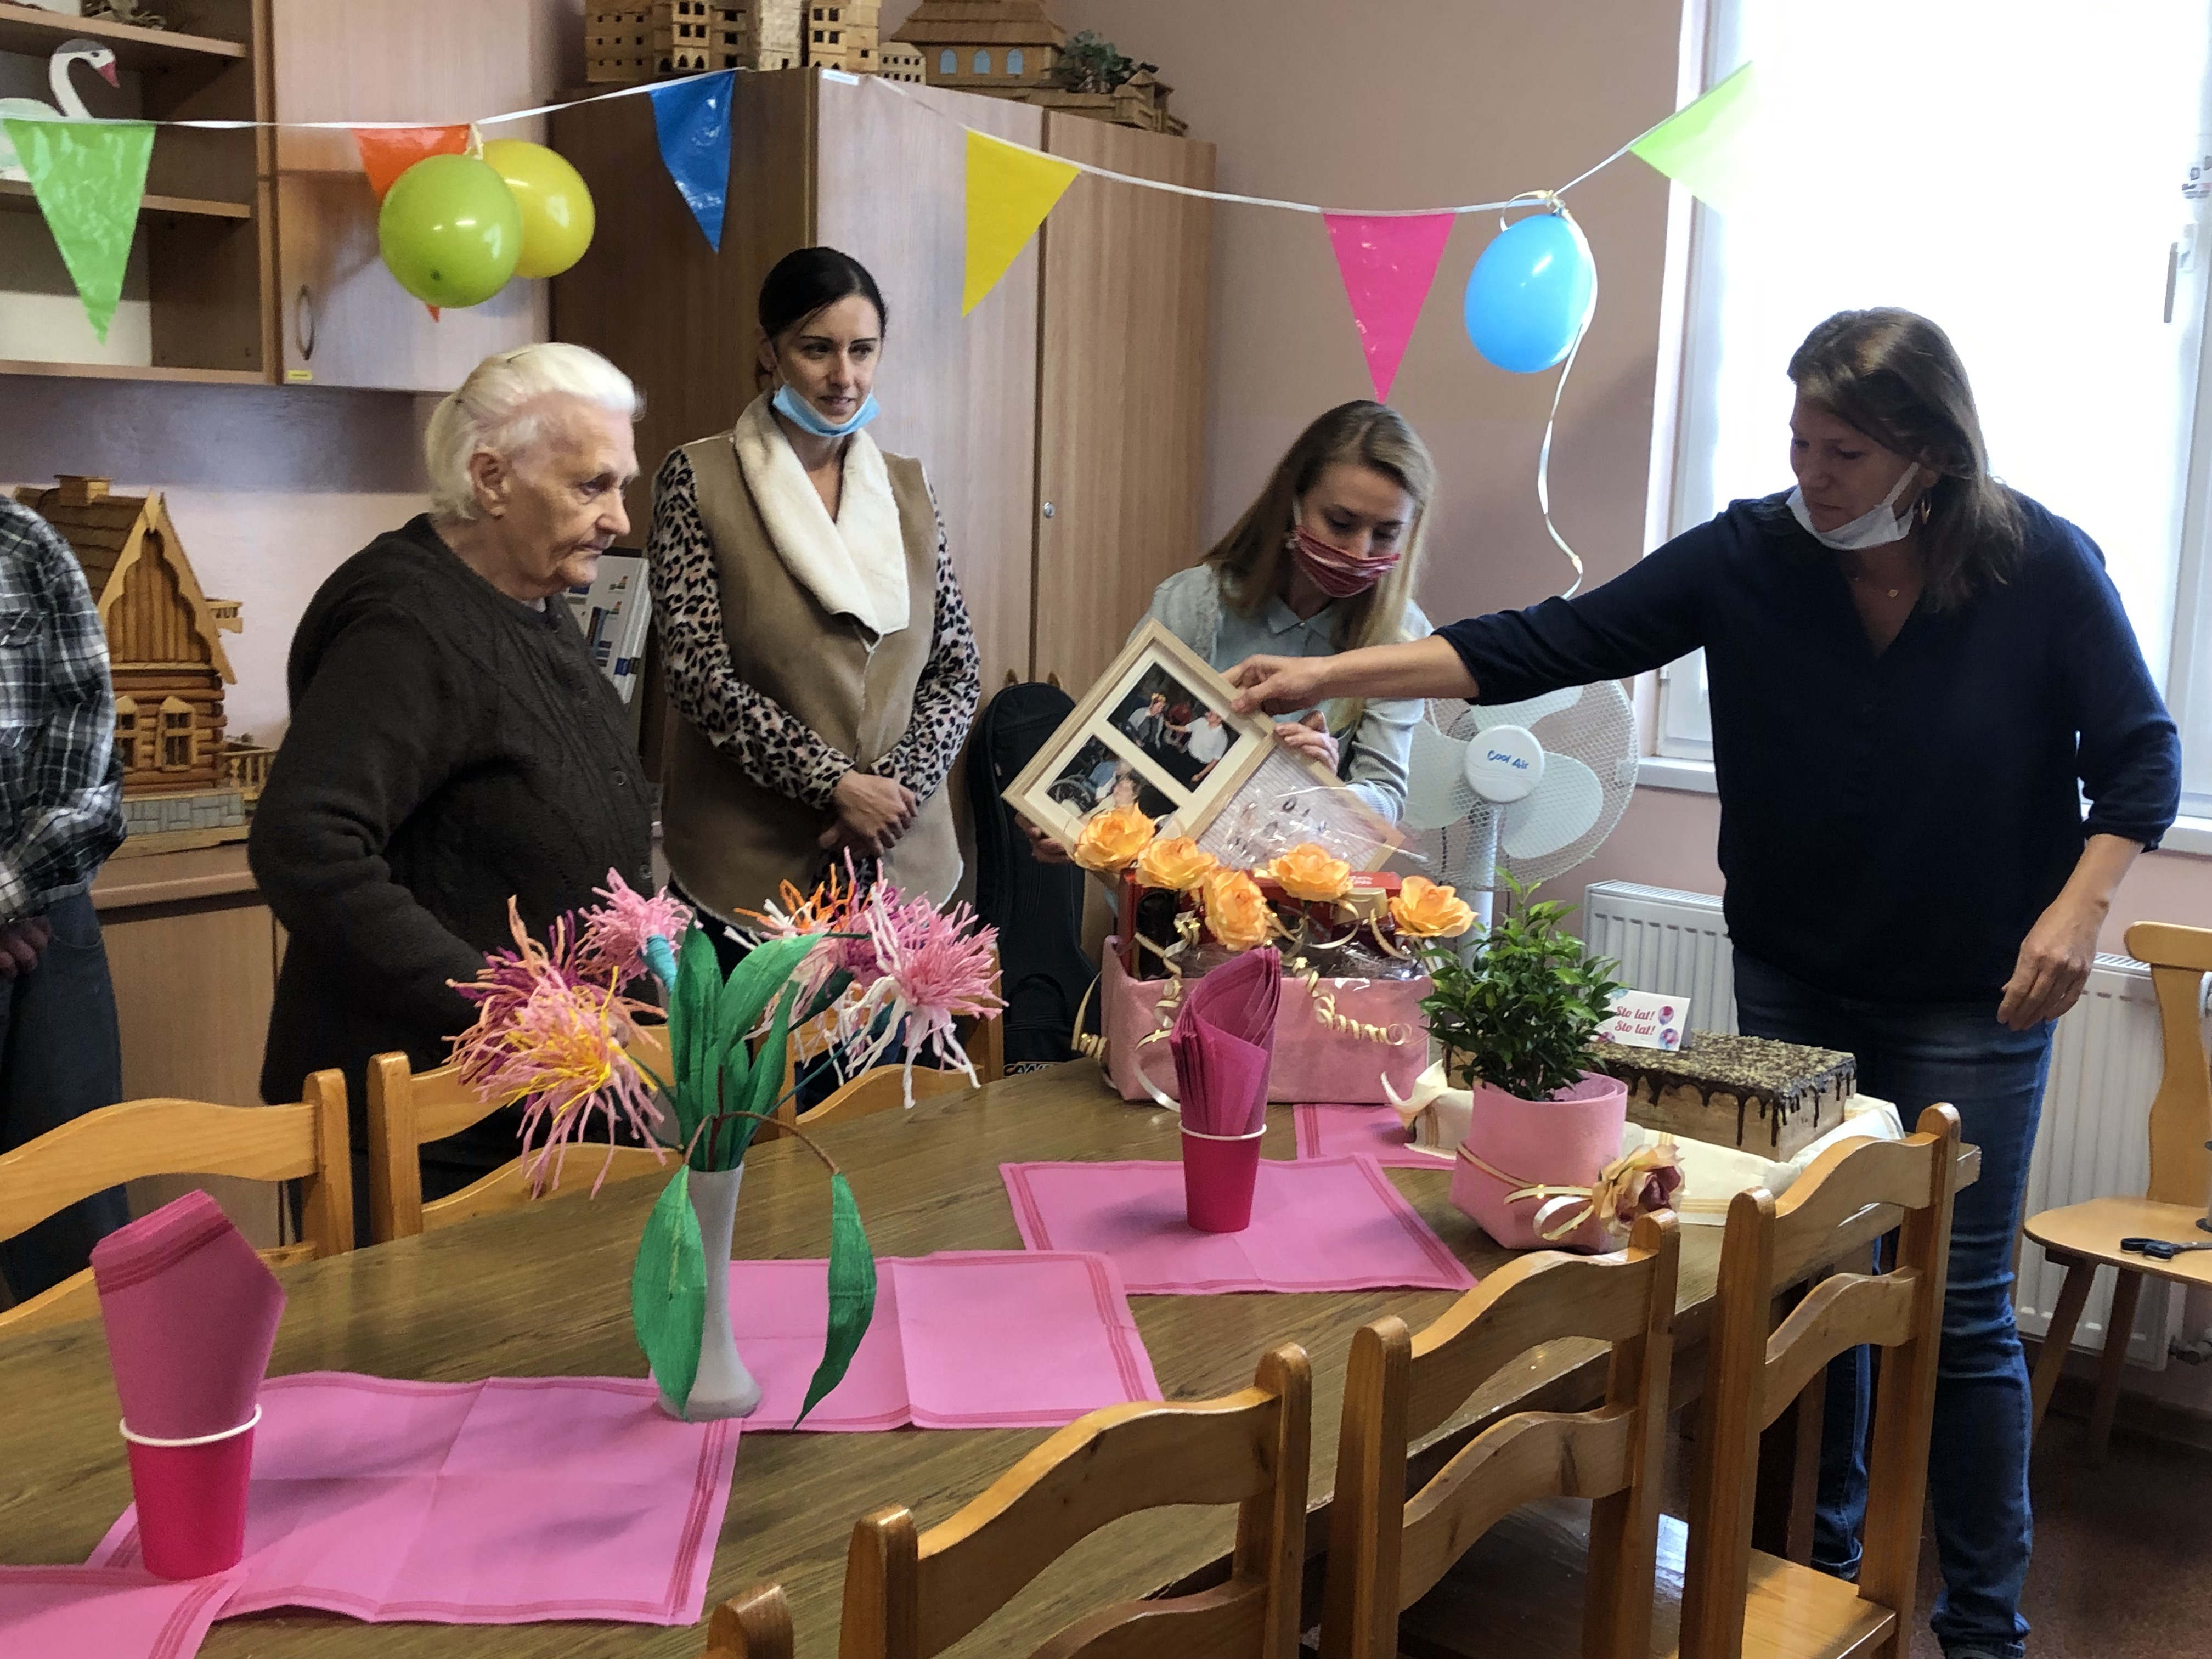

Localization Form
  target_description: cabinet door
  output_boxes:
[1032,120,1215,693]
[269,0,560,392]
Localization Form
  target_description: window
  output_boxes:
[940,48,955,74]
[1008,48,1024,76]
[812,29,822,41]
[974,49,991,74]
[1655,2,2212,793]
[160,705,193,771]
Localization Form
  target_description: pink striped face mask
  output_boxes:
[1287,523,1401,599]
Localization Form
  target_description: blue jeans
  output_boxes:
[0,891,128,1302]
[1733,949,2050,1659]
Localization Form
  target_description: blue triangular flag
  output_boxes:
[648,70,735,251]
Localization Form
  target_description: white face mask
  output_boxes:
[1787,456,1923,551]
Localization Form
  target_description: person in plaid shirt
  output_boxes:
[0,494,127,1306]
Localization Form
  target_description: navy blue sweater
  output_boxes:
[1439,493,2180,1004]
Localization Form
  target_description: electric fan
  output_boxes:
[1395,681,1640,922]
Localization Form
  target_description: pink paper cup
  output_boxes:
[1181,1126,1265,1233]
[120,1405,258,1579]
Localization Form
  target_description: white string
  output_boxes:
[1534,323,1590,599]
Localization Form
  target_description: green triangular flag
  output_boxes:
[1628,63,1762,217]
[4,119,155,344]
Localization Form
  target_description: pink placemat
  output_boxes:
[731,1251,1159,1430]
[0,1566,241,1659]
[1000,1156,1475,1294]
[89,1374,736,1627]
[1292,1102,1457,1169]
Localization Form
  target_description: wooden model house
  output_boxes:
[803,2,881,75]
[586,2,807,81]
[893,0,1064,93]
[16,476,247,822]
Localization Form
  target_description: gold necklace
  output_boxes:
[1849,568,1903,600]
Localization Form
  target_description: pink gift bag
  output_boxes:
[1102,944,1426,1106]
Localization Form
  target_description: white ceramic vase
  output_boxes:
[673,1164,762,1421]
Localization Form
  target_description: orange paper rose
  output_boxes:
[1202,870,1275,952]
[1264,843,1353,904]
[1390,876,1477,939]
[1071,804,1156,872]
[1135,835,1219,892]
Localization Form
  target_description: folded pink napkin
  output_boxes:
[91,1374,737,1627]
[1294,1102,1457,1169]
[90,1191,284,1442]
[0,1565,241,1659]
[1171,946,1280,1135]
[1000,1156,1475,1294]
[727,1251,1159,1430]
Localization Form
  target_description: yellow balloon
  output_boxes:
[480,139,595,280]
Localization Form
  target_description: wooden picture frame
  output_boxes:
[1003,619,1401,871]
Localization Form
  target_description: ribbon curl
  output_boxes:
[1459,1138,1683,1246]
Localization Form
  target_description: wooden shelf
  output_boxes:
[0,358,267,385]
[0,178,250,219]
[0,2,248,70]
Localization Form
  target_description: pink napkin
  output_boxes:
[89,1191,284,1441]
[0,1566,241,1659]
[91,1374,736,1627]
[728,1251,1159,1430]
[1171,947,1281,1135]
[1000,1156,1475,1294]
[1294,1102,1457,1169]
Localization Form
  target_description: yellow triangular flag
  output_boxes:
[963,130,1078,315]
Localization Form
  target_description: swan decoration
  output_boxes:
[0,41,122,185]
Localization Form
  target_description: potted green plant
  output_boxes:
[1413,879,1641,1251]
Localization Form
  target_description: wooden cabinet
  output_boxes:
[550,69,1213,703]
[267,0,560,391]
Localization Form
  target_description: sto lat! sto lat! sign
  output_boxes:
[1599,991,1688,1052]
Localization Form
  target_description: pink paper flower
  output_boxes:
[579,868,693,985]
[851,888,1003,1086]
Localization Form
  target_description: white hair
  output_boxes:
[424,343,643,520]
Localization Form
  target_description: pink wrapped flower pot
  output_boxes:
[1449,1071,1629,1252]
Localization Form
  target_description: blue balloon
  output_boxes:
[1463,208,1597,374]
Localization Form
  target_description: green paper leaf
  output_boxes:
[4,119,155,344]
[670,925,721,1137]
[713,935,817,1057]
[631,1170,707,1415]
[795,1172,876,1426]
[799,967,855,1027]
[1628,62,1762,217]
[721,980,800,1167]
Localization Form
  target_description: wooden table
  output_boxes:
[0,1064,1948,1657]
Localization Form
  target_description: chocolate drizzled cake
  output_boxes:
[1587,1032,1857,1158]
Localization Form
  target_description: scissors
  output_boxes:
[2119,1235,2212,1261]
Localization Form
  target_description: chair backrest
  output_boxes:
[365,1023,675,1243]
[0,1071,353,1336]
[1319,1212,1680,1659]
[1677,1104,1961,1659]
[795,1064,975,1130]
[704,1583,793,1659]
[2123,921,2212,1208]
[839,1343,1312,1659]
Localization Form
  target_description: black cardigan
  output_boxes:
[251,517,653,1175]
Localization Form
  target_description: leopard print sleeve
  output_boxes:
[879,488,983,804]
[646,448,851,811]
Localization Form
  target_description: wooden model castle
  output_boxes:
[15,476,271,843]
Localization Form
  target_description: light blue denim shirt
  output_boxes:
[1133,565,1429,822]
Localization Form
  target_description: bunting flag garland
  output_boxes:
[4,117,154,344]
[962,129,1077,314]
[1322,212,1458,403]
[353,126,472,202]
[647,69,736,250]
[1628,62,1763,216]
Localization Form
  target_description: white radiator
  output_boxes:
[1582,880,2196,1369]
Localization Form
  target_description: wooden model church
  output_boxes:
[14,475,267,840]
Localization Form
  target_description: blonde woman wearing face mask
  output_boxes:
[1025,400,1435,860]
[648,247,982,952]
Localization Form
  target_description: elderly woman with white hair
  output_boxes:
[250,343,654,1217]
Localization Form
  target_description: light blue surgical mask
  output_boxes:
[772,382,880,438]
[1787,456,1923,552]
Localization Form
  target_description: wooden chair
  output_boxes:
[0,1071,353,1336]
[365,1023,675,1243]
[703,1583,794,1659]
[1674,1103,1962,1659]
[2024,919,2212,1461]
[1319,1212,1680,1659]
[839,1343,1312,1659]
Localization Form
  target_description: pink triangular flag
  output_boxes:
[1323,212,1457,402]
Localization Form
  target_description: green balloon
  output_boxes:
[377,154,523,308]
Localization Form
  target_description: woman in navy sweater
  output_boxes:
[1229,309,2179,1659]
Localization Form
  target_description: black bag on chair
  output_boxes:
[967,682,1095,1070]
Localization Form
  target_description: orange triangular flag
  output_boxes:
[352,126,470,202]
